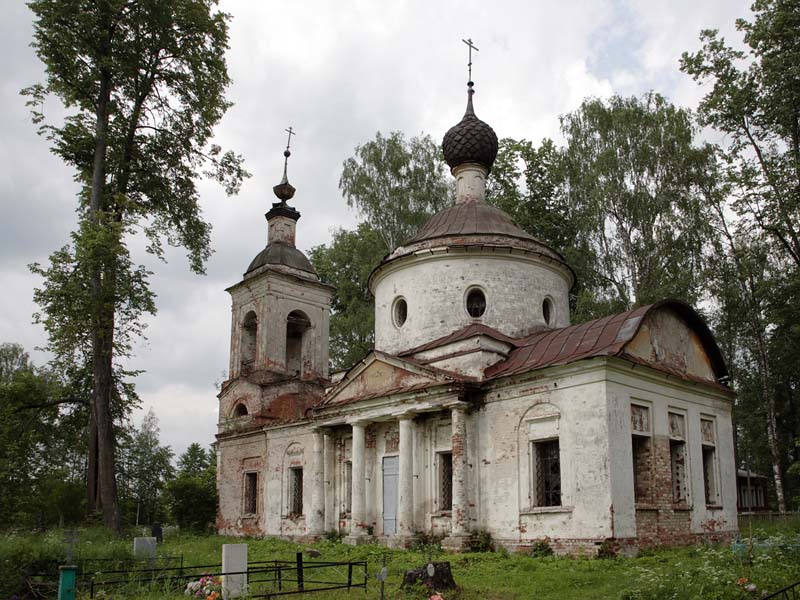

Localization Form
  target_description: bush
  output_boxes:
[467,529,495,552]
[530,538,554,557]
[411,530,443,551]
[324,529,344,543]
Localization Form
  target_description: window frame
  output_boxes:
[668,410,689,505]
[700,417,721,507]
[530,438,562,508]
[243,471,259,515]
[437,451,453,513]
[288,466,304,517]
[630,402,653,504]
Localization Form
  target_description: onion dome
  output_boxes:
[442,82,498,173]
[273,148,296,202]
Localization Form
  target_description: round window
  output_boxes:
[393,297,408,327]
[466,288,486,318]
[543,297,553,326]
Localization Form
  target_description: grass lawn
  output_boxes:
[3,525,800,600]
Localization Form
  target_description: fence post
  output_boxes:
[58,565,77,600]
[347,562,353,589]
[277,562,282,591]
[296,552,304,591]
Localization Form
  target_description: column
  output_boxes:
[398,415,414,538]
[323,432,336,532]
[308,429,325,536]
[450,405,468,538]
[349,421,367,538]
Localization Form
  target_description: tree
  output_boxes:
[118,409,174,526]
[558,93,716,310]
[24,0,247,530]
[168,444,216,531]
[177,442,212,477]
[487,138,611,322]
[681,0,800,512]
[0,343,87,528]
[339,131,452,253]
[309,223,385,370]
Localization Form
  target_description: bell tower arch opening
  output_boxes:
[286,310,311,376]
[241,310,258,373]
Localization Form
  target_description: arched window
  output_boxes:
[542,297,554,327]
[286,310,311,376]
[241,311,258,372]
[233,403,248,418]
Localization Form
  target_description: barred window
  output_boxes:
[439,452,453,511]
[244,472,258,514]
[289,467,303,516]
[701,418,719,506]
[533,440,561,507]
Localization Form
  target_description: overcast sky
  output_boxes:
[0,0,750,457]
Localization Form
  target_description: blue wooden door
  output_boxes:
[382,456,399,535]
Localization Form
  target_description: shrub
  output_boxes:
[530,538,554,557]
[467,529,495,552]
[411,530,444,551]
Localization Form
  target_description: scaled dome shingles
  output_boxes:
[442,110,499,172]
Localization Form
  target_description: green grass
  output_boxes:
[3,527,800,599]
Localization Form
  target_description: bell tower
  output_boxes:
[220,129,333,425]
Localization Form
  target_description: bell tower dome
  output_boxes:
[225,129,334,383]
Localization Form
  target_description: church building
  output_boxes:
[215,77,738,554]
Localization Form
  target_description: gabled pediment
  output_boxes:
[318,351,461,408]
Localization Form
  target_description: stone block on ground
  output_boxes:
[132,537,156,559]
[222,543,248,599]
[402,562,456,591]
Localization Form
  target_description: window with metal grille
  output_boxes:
[632,435,652,502]
[439,452,453,511]
[290,467,303,516]
[244,472,258,514]
[702,447,718,505]
[533,440,561,507]
[670,440,687,503]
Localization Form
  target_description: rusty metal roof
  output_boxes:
[485,300,729,383]
[409,200,537,244]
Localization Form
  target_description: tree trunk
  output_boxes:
[89,64,121,533]
[755,334,787,513]
[86,409,98,514]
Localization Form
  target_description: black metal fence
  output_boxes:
[81,553,367,598]
[762,579,800,600]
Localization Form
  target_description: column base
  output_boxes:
[442,533,470,552]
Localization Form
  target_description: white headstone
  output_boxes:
[133,537,157,559]
[222,543,248,599]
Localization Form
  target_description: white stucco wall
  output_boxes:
[373,250,571,355]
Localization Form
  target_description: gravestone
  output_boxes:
[133,537,157,566]
[222,543,248,599]
[151,522,163,543]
